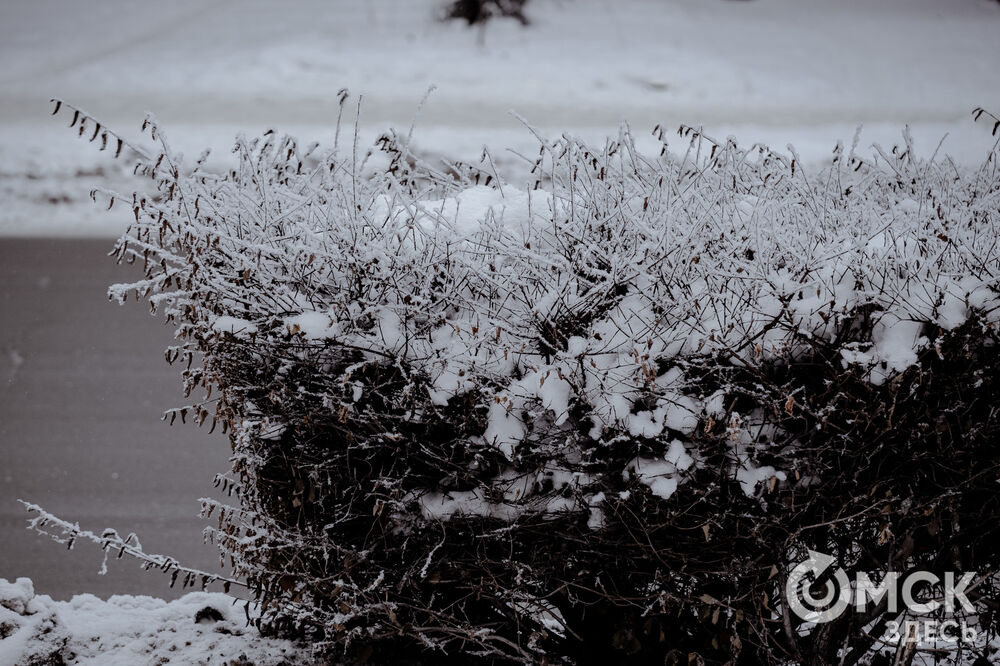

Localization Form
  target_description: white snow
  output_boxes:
[0,578,35,616]
[283,310,336,339]
[417,185,547,236]
[507,594,568,639]
[626,442,694,501]
[413,464,595,522]
[484,401,527,459]
[730,412,789,497]
[416,489,523,523]
[210,315,258,337]
[736,463,787,498]
[867,316,927,385]
[0,577,308,666]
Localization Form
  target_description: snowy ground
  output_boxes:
[0,577,308,665]
[1,0,999,236]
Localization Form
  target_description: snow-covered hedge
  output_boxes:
[36,101,1000,664]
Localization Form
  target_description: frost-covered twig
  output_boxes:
[19,500,245,593]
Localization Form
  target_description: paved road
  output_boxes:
[0,238,230,600]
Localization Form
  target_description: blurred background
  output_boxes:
[2,0,999,600]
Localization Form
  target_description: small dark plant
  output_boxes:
[443,0,530,26]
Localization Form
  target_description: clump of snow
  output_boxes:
[626,440,696,501]
[416,185,550,237]
[283,310,337,339]
[0,578,34,616]
[840,315,927,385]
[210,315,258,337]
[727,411,789,497]
[506,594,568,639]
[412,464,595,523]
[0,577,308,666]
[735,463,787,498]
[416,489,522,523]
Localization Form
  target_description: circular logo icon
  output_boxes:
[785,550,851,623]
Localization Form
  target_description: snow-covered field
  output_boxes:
[2,1,1000,663]
[1,0,999,236]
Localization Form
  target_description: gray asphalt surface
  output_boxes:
[0,238,230,600]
